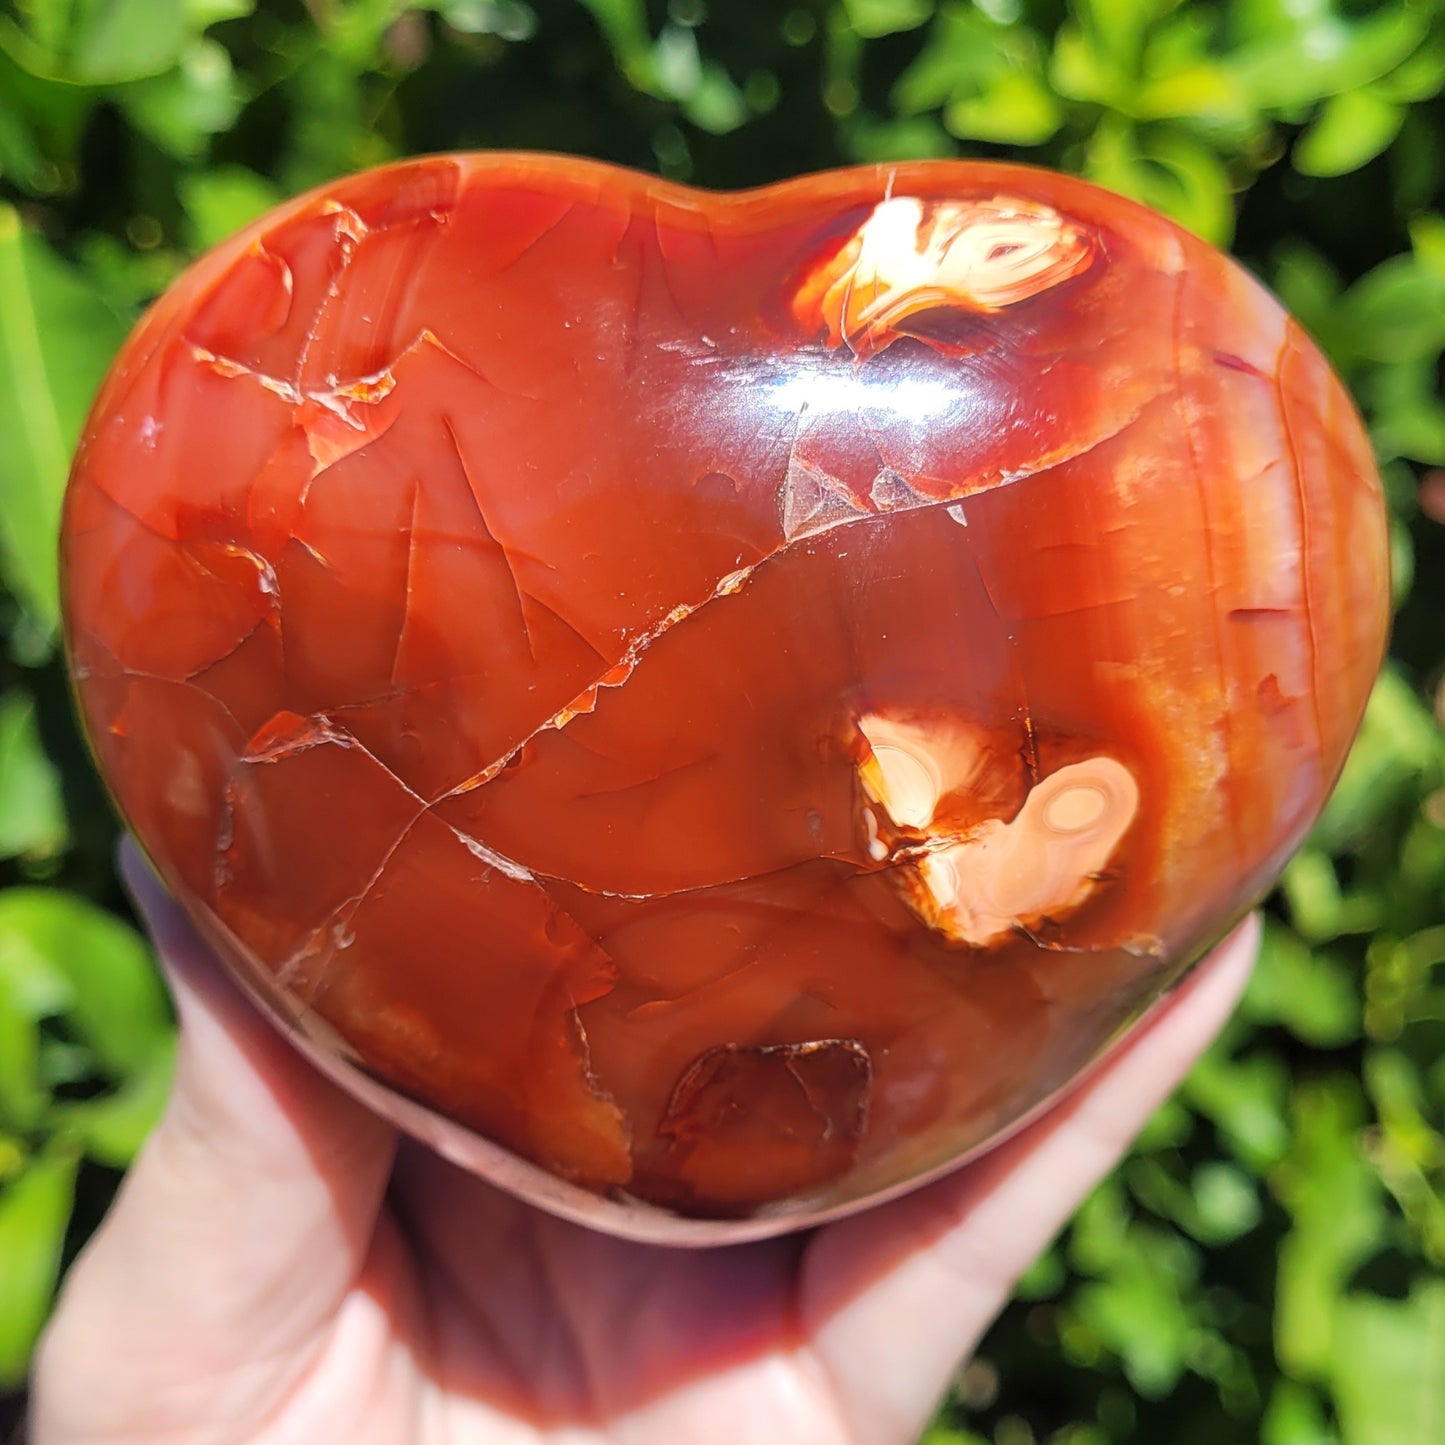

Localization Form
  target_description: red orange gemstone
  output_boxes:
[61,156,1389,1240]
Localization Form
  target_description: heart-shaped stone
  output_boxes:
[62,156,1388,1241]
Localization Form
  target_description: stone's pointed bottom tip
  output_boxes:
[60,154,1389,1241]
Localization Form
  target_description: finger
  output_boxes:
[33,841,398,1438]
[800,917,1258,1445]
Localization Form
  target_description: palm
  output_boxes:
[222,1146,980,1445]
[373,1159,845,1444]
[31,857,1255,1445]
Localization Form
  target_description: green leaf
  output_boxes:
[1085,120,1236,244]
[1342,251,1445,362]
[1279,850,1344,941]
[1072,0,1156,75]
[1229,4,1429,113]
[118,36,244,159]
[1134,59,1252,125]
[893,6,1039,117]
[0,889,170,1079]
[1069,1176,1134,1274]
[685,63,748,135]
[576,0,655,88]
[0,1134,24,1184]
[846,114,956,163]
[1184,1048,1291,1173]
[1367,355,1445,466]
[1189,1161,1263,1243]
[1070,1231,1200,1396]
[1134,1095,1194,1151]
[66,0,189,84]
[651,24,701,101]
[0,688,68,863]
[843,0,934,40]
[0,919,68,1021]
[1245,920,1361,1046]
[1361,1045,1445,1256]
[0,980,44,1133]
[0,205,130,632]
[1127,1155,1262,1243]
[1261,1379,1336,1445]
[1410,214,1445,280]
[39,1037,93,1090]
[1270,241,1345,354]
[645,25,748,133]
[1293,89,1404,178]
[0,1144,78,1389]
[0,51,56,193]
[1015,1244,1067,1300]
[180,163,281,251]
[438,1,538,41]
[1374,36,1445,105]
[1274,1077,1388,1379]
[919,1425,990,1445]
[1330,1284,1445,1443]
[1136,128,1235,244]
[1052,22,1131,109]
[1313,669,1443,850]
[48,1037,174,1166]
[2,0,193,86]
[945,69,1062,145]
[301,0,415,66]
[185,0,256,22]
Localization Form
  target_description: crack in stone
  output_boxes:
[1171,269,1247,868]
[645,212,692,333]
[439,412,539,665]
[1009,918,1162,959]
[213,698,1139,984]
[244,236,295,334]
[538,848,883,907]
[435,560,758,800]
[958,542,1039,787]
[81,643,247,740]
[139,207,1175,991]
[183,616,277,697]
[1273,323,1328,774]
[393,476,425,688]
[785,1040,872,1142]
[217,712,436,998]
[565,748,722,807]
[448,826,536,883]
[780,390,1157,544]
[187,327,487,442]
[293,204,368,385]
[271,809,427,996]
[85,471,204,546]
[494,202,576,275]
[220,713,629,1004]
[432,395,1155,818]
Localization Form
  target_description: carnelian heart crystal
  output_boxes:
[61,156,1389,1241]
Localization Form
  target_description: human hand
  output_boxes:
[31,842,1255,1445]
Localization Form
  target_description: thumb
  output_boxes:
[33,840,397,1440]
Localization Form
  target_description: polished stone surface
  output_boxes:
[62,156,1389,1240]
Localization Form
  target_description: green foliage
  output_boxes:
[0,203,127,631]
[887,0,1445,245]
[0,1142,76,1389]
[0,888,173,1387]
[0,1,1441,1439]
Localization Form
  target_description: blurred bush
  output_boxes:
[0,0,1441,1440]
